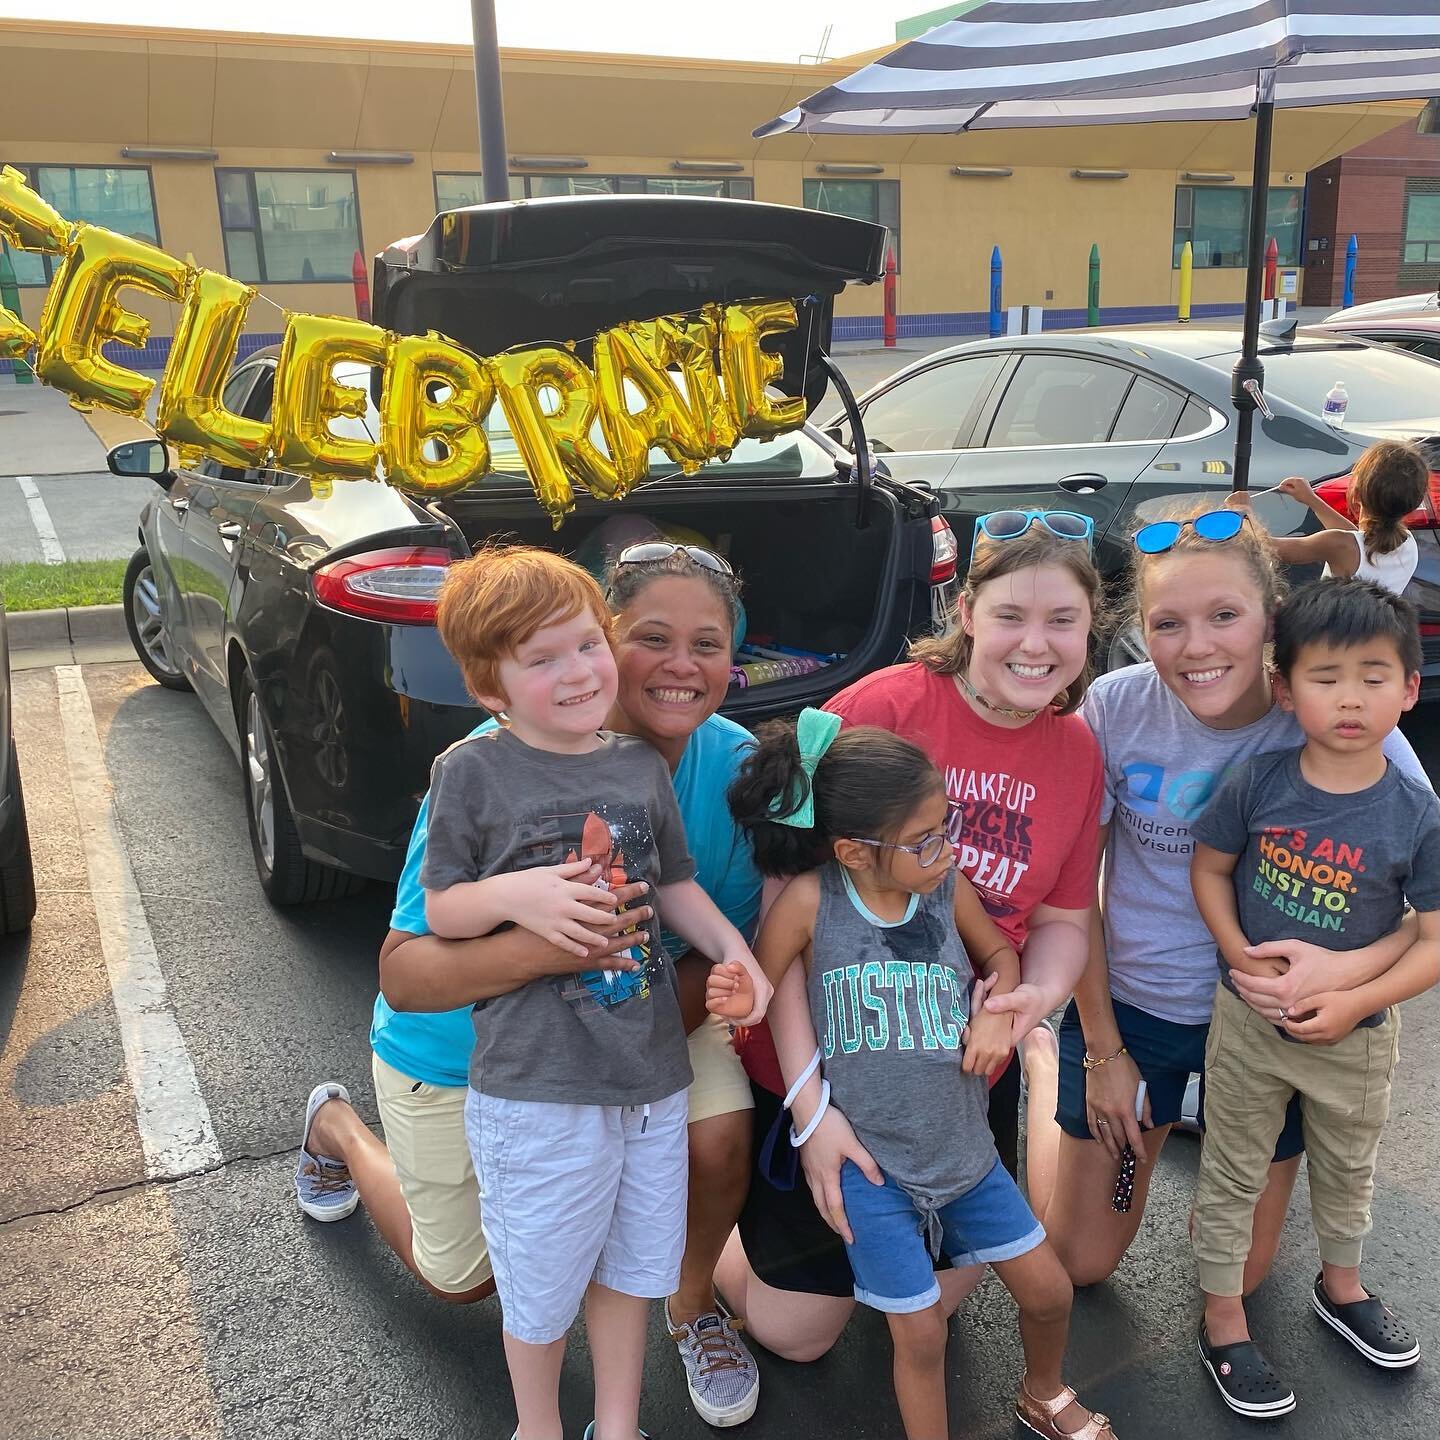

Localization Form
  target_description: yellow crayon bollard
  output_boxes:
[1178,240,1193,324]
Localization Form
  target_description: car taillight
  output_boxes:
[930,515,959,584]
[1314,471,1440,530]
[312,546,454,624]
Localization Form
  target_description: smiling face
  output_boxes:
[1140,549,1274,729]
[959,561,1092,724]
[611,574,734,762]
[480,607,619,753]
[1277,636,1419,756]
[836,782,953,898]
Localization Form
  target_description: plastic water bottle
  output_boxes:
[1322,380,1349,429]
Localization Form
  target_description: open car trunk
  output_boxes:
[438,475,937,723]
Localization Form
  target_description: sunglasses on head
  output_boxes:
[1133,509,1245,555]
[613,543,733,576]
[977,509,1095,548]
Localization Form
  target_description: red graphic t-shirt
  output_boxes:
[742,662,1103,1096]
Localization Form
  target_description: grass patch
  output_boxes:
[0,559,128,612]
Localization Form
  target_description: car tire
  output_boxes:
[237,672,366,907]
[123,548,192,692]
[1,746,36,935]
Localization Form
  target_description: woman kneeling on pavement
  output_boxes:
[295,544,765,1429]
[715,517,1105,1378]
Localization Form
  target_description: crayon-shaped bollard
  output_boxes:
[1087,243,1101,327]
[989,245,1003,338]
[1178,241,1193,323]
[1343,235,1358,310]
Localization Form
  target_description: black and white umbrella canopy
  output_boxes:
[757,1,1440,138]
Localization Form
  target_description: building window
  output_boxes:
[1401,181,1440,275]
[1173,185,1305,268]
[434,173,754,210]
[0,163,158,287]
[803,178,900,268]
[217,169,360,284]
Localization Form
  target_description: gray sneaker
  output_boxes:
[666,1298,760,1428]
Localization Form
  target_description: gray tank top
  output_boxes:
[807,862,998,1226]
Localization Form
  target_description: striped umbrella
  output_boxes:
[757,0,1440,490]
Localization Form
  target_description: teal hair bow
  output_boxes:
[768,707,842,829]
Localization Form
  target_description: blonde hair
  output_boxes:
[1350,440,1429,562]
[436,543,613,704]
[1129,499,1286,625]
[909,528,1104,717]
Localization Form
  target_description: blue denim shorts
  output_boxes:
[840,1159,1046,1314]
[1056,998,1305,1162]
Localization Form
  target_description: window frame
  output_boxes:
[1400,180,1440,281]
[0,161,160,287]
[802,176,900,271]
[1172,183,1305,269]
[215,166,362,286]
[433,172,754,209]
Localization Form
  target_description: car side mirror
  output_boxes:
[108,438,175,490]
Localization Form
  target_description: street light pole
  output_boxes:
[470,0,510,203]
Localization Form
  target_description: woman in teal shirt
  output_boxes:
[295,547,766,1429]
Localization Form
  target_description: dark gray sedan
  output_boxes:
[826,325,1440,697]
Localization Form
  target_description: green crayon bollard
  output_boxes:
[0,248,33,384]
[1087,243,1101,328]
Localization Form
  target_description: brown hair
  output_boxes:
[1350,440,1430,562]
[435,542,613,704]
[1129,498,1286,625]
[908,528,1104,716]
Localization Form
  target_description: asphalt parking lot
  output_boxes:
[3,657,1439,1439]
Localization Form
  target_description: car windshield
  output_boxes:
[1197,343,1440,433]
[331,364,835,486]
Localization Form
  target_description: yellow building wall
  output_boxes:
[0,19,1420,341]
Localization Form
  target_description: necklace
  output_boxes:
[953,669,1044,723]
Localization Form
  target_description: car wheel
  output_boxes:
[1,745,36,935]
[123,548,191,692]
[1106,620,1149,673]
[237,673,365,906]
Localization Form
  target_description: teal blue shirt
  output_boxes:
[369,713,761,1087]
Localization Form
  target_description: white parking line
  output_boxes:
[55,663,222,1181]
[15,475,65,565]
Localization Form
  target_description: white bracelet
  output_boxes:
[782,1047,822,1110]
[790,1080,831,1147]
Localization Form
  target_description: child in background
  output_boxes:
[713,711,1117,1440]
[1235,440,1430,595]
[1190,578,1440,1419]
[422,544,770,1440]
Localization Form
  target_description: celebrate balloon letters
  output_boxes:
[0,165,808,525]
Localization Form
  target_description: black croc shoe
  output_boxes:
[1311,1275,1420,1369]
[1198,1325,1297,1419]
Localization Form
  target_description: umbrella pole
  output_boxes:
[1231,98,1275,493]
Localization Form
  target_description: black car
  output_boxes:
[115,197,959,905]
[825,324,1440,692]
[0,596,36,936]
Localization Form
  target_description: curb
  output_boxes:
[9,603,132,669]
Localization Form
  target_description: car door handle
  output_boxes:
[1058,473,1107,494]
[218,522,243,540]
[170,497,189,512]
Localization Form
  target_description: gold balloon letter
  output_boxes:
[272,313,390,478]
[720,300,806,441]
[593,322,709,482]
[633,310,738,456]
[381,333,495,497]
[157,268,271,468]
[35,224,191,416]
[492,347,627,528]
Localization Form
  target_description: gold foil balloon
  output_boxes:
[35,224,191,416]
[271,313,390,478]
[157,268,271,469]
[636,309,738,456]
[719,300,806,441]
[492,346,626,527]
[0,307,33,363]
[0,166,71,254]
[593,322,709,481]
[381,333,494,496]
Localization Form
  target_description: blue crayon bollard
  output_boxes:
[1342,234,1358,310]
[989,245,1003,338]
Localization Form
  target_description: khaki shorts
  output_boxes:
[371,1018,750,1293]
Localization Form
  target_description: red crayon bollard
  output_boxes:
[1263,236,1278,302]
[352,249,371,323]
[883,246,897,349]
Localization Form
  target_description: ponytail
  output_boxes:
[1350,440,1429,562]
[728,720,831,877]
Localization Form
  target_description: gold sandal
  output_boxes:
[1016,1377,1118,1440]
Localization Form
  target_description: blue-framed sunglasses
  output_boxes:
[976,508,1095,548]
[1133,509,1245,555]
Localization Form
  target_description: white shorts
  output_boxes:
[465,1087,689,1345]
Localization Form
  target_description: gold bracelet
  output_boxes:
[1082,1044,1128,1072]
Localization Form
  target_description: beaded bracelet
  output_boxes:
[1082,1043,1129,1072]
